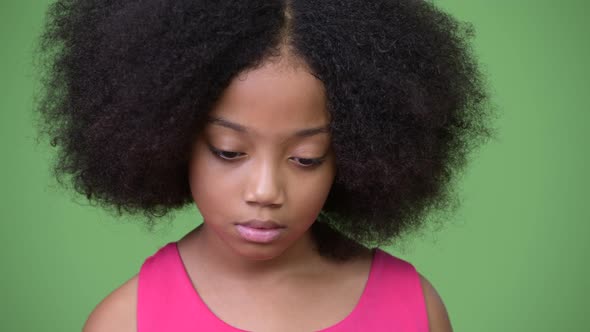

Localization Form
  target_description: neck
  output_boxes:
[180,224,324,281]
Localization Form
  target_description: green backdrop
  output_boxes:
[1,0,588,331]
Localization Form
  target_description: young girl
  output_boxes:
[36,0,490,331]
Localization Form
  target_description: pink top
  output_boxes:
[137,243,429,331]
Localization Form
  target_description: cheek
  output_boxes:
[288,168,335,217]
[188,147,235,212]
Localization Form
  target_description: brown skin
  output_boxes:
[83,57,453,332]
[188,55,336,269]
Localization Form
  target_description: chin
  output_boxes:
[232,244,287,261]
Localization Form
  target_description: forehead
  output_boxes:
[209,59,329,135]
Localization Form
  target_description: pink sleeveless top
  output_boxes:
[137,243,429,331]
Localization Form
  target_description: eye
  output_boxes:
[290,157,324,168]
[218,151,244,160]
[209,146,245,160]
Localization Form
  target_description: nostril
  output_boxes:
[244,186,284,207]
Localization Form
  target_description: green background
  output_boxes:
[1,0,588,331]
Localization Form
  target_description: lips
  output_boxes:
[236,220,285,229]
[234,220,285,243]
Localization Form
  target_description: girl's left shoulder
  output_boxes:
[373,249,453,331]
[418,272,453,332]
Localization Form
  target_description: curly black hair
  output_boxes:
[35,0,492,259]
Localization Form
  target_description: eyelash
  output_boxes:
[211,148,245,160]
[291,157,325,167]
[208,146,325,168]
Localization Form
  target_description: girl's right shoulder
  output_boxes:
[83,275,138,332]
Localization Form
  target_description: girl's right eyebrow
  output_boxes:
[208,116,330,138]
[208,117,247,133]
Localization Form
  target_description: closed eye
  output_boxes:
[289,157,325,168]
[208,146,245,161]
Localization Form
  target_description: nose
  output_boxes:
[243,159,285,208]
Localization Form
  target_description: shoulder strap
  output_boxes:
[347,249,430,331]
[137,243,225,332]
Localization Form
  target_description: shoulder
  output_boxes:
[374,250,453,331]
[83,275,138,332]
[418,273,453,332]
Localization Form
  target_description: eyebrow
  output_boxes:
[208,116,330,137]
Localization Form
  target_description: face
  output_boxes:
[188,58,336,261]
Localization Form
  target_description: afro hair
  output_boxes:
[36,0,492,259]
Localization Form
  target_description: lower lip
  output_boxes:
[235,225,284,243]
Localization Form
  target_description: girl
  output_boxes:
[36,0,490,331]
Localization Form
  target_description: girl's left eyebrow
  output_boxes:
[294,126,330,137]
[208,116,330,137]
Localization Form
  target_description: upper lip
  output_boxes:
[236,219,285,229]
